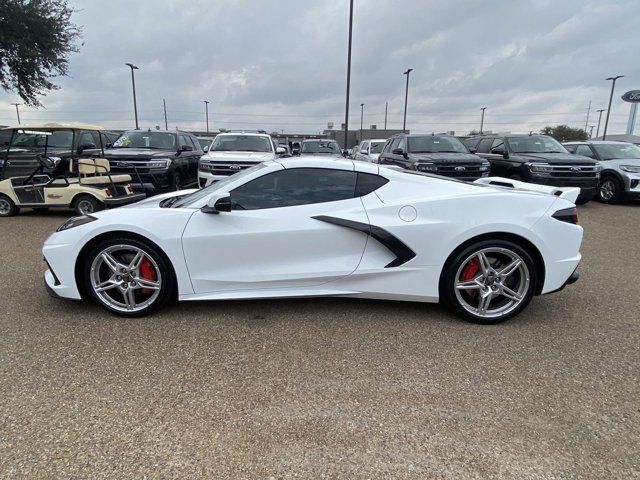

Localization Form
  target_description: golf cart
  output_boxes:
[0,125,145,217]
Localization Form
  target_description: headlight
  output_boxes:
[620,165,640,173]
[417,163,437,172]
[147,158,171,169]
[56,215,97,232]
[527,162,553,173]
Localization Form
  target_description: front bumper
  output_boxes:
[43,241,82,300]
[198,171,225,188]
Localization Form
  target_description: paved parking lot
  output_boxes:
[1,201,639,479]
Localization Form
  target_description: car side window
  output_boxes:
[382,140,392,153]
[476,138,493,153]
[490,138,505,153]
[179,134,191,149]
[231,168,358,210]
[575,145,595,158]
[78,132,96,148]
[396,137,406,152]
[355,173,388,196]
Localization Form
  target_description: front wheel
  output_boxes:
[440,240,537,324]
[597,176,622,204]
[83,237,175,316]
[0,195,19,217]
[172,172,182,191]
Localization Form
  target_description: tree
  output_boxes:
[0,0,82,107]
[540,125,588,142]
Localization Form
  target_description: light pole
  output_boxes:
[125,63,139,129]
[343,0,354,150]
[384,101,388,130]
[10,103,21,124]
[595,109,606,138]
[480,107,487,134]
[360,103,364,142]
[163,99,168,130]
[402,68,413,133]
[603,75,624,140]
[204,100,210,133]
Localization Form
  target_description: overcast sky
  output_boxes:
[1,0,639,135]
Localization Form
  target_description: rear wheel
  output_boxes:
[597,176,622,204]
[0,195,18,217]
[441,240,537,324]
[75,195,102,215]
[83,237,175,316]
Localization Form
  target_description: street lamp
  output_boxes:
[343,0,354,150]
[360,103,364,141]
[10,103,21,124]
[402,68,413,133]
[595,109,606,138]
[204,100,210,133]
[125,63,139,129]
[603,75,624,140]
[480,107,487,134]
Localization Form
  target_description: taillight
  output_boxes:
[105,188,112,197]
[552,207,578,224]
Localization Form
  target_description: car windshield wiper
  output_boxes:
[411,151,435,153]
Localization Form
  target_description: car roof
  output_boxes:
[2,122,104,131]
[565,140,630,145]
[216,132,270,137]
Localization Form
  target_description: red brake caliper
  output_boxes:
[139,258,156,295]
[460,257,480,282]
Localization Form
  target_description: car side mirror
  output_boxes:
[360,149,368,154]
[468,147,477,153]
[203,145,209,153]
[201,193,231,214]
[392,148,404,155]
[181,145,193,152]
[276,146,286,155]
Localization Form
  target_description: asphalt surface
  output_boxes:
[1,201,639,479]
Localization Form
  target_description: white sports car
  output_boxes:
[43,157,582,324]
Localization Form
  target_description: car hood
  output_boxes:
[202,151,274,162]
[516,153,596,164]
[103,148,176,159]
[411,152,485,163]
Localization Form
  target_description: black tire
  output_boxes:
[440,239,538,324]
[82,236,176,317]
[0,195,18,217]
[74,195,102,215]
[575,196,591,206]
[172,172,182,191]
[597,175,623,204]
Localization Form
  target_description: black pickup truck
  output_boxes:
[463,134,600,204]
[103,130,203,193]
[377,134,490,181]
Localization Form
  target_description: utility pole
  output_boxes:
[603,75,624,140]
[204,100,210,133]
[163,99,168,130]
[595,109,606,138]
[384,101,388,130]
[10,103,21,124]
[343,0,354,150]
[584,100,591,132]
[402,68,413,133]
[125,63,139,129]
[360,103,364,142]
[480,107,487,134]
[589,125,595,138]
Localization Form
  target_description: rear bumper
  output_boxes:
[545,268,579,295]
[103,193,146,207]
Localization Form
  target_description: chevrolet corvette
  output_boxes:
[43,157,582,323]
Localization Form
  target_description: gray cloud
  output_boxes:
[1,0,638,135]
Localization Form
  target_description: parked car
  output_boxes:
[1,123,120,180]
[378,134,490,181]
[353,139,386,163]
[198,132,285,187]
[291,141,301,155]
[564,141,640,203]
[43,157,582,324]
[464,134,600,204]
[300,139,342,156]
[197,137,214,153]
[103,130,203,194]
[347,146,358,159]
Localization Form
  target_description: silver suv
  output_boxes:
[564,141,640,203]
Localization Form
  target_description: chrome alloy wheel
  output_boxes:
[90,244,162,313]
[454,247,530,319]
[0,198,11,216]
[599,179,615,201]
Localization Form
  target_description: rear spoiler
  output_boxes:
[473,177,580,203]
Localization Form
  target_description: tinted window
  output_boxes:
[78,132,96,148]
[179,134,191,148]
[113,131,177,149]
[408,136,468,153]
[231,168,357,210]
[463,137,481,150]
[477,138,493,153]
[507,136,566,154]
[355,173,388,196]
[575,145,595,158]
[490,138,505,152]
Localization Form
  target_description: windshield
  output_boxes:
[112,131,177,149]
[301,140,340,154]
[507,136,567,154]
[593,143,640,160]
[170,163,269,208]
[198,138,212,150]
[408,136,468,153]
[370,141,385,154]
[210,135,272,153]
[10,130,73,150]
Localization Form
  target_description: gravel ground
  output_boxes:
[0,201,639,479]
